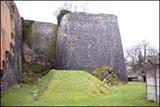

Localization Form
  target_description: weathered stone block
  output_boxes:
[1,1,22,94]
[55,12,127,81]
[22,20,57,67]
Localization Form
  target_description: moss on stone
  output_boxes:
[45,25,57,64]
[46,36,55,63]
[22,21,34,48]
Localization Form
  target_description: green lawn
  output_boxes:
[1,70,158,106]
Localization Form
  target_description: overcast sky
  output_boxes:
[15,1,159,54]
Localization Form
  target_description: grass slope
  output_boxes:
[1,70,158,106]
[37,70,108,101]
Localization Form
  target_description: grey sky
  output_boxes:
[15,1,159,54]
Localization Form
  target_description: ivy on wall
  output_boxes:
[45,25,57,65]
[22,21,34,48]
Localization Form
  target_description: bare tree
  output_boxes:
[80,2,89,12]
[147,46,159,56]
[54,1,89,17]
[125,40,159,73]
[138,40,149,61]
[126,46,140,66]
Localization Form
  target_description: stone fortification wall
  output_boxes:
[55,12,127,81]
[1,1,22,93]
[22,20,57,67]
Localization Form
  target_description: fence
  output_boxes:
[146,69,159,103]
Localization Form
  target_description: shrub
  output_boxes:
[21,61,51,84]
[92,66,119,85]
[57,9,71,26]
[92,66,112,80]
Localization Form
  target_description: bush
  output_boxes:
[21,61,51,84]
[92,66,119,85]
[57,9,71,26]
[92,66,112,80]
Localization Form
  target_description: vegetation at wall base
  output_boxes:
[1,70,158,106]
[92,66,120,85]
[21,61,51,84]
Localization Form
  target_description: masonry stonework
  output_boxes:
[1,1,22,93]
[1,3,128,94]
[55,12,127,81]
[22,20,57,67]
